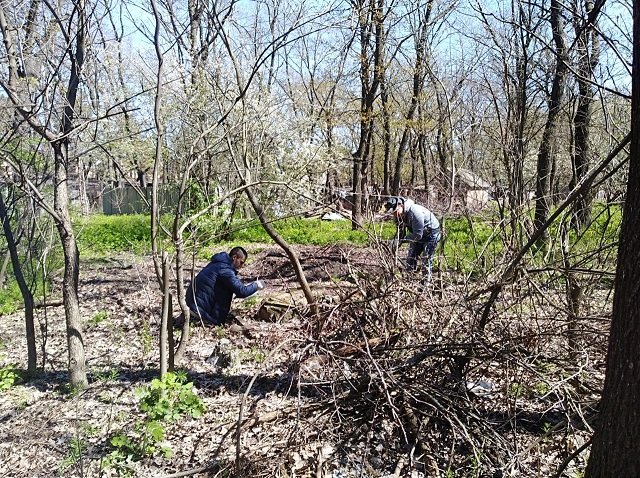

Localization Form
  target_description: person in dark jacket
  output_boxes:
[186,246,265,326]
[384,196,441,282]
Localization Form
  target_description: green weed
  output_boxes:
[105,421,172,475]
[59,437,85,472]
[88,310,110,326]
[93,367,119,383]
[508,382,527,398]
[75,214,171,256]
[104,372,203,474]
[0,364,20,390]
[534,381,550,396]
[213,326,227,339]
[140,319,153,356]
[0,281,24,316]
[135,371,204,422]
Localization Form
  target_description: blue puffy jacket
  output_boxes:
[186,252,258,325]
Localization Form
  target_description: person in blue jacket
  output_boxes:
[186,246,265,326]
[384,196,441,282]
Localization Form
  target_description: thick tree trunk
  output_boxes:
[584,0,640,473]
[351,0,385,229]
[49,0,88,389]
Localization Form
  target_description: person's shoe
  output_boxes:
[172,315,185,329]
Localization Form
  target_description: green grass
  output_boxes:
[0,203,621,314]
[225,217,381,246]
[0,281,24,315]
[75,214,154,255]
[441,216,504,272]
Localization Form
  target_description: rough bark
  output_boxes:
[43,0,90,389]
[351,0,385,228]
[584,0,640,473]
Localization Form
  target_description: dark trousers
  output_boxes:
[407,228,441,281]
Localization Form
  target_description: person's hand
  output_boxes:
[256,279,266,290]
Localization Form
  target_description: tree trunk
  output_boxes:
[391,4,432,195]
[533,0,568,238]
[51,0,88,389]
[160,253,172,377]
[52,141,87,389]
[150,0,166,286]
[0,192,37,375]
[570,0,600,230]
[584,0,640,473]
[351,0,385,229]
[381,78,392,196]
[0,249,10,288]
[243,187,318,319]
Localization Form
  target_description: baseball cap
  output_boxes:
[384,196,403,213]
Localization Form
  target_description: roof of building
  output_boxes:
[455,168,492,190]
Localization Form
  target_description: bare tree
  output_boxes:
[390,0,435,196]
[475,0,544,248]
[570,0,603,230]
[350,0,386,228]
[533,0,569,238]
[0,187,37,375]
[0,0,89,388]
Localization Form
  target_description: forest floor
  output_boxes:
[0,244,606,477]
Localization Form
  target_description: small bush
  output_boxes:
[135,371,205,422]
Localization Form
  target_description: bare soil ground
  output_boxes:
[0,244,606,477]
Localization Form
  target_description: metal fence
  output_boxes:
[102,185,180,215]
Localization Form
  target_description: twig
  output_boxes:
[551,438,592,478]
[234,338,297,476]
